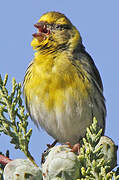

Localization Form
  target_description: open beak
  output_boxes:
[32,21,50,41]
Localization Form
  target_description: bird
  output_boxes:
[23,11,106,145]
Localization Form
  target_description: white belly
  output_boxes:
[29,95,95,144]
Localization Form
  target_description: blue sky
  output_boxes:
[0,1,119,166]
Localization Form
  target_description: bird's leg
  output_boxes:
[47,140,58,148]
[66,142,80,154]
[41,140,58,164]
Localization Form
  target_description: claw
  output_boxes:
[41,140,58,164]
[66,142,80,154]
[47,140,57,148]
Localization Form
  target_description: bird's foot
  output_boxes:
[41,140,58,164]
[66,142,80,154]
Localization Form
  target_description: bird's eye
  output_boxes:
[55,25,61,29]
[54,24,63,31]
[55,24,71,30]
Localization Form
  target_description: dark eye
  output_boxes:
[55,24,63,31]
[54,24,71,31]
[55,25,61,29]
[48,24,71,31]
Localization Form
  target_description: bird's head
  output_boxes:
[31,11,82,53]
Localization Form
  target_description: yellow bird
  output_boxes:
[23,12,106,145]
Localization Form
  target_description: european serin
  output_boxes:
[23,11,106,145]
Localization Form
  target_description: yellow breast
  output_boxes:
[24,52,91,112]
